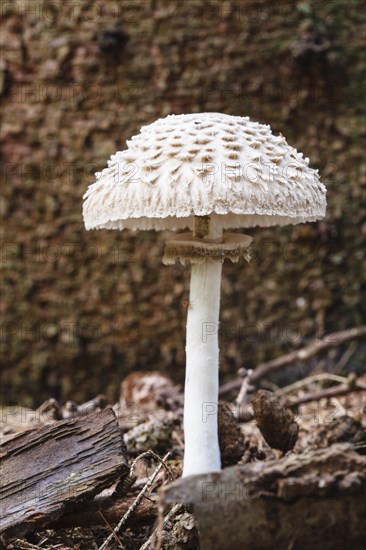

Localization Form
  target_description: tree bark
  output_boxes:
[161,444,366,550]
[0,408,129,537]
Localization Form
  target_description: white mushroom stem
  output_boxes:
[183,218,223,477]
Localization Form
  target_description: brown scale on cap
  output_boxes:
[83,112,326,232]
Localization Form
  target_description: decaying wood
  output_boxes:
[0,395,108,438]
[219,325,366,396]
[0,409,129,538]
[61,394,108,419]
[162,444,366,550]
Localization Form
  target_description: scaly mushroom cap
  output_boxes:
[83,113,326,231]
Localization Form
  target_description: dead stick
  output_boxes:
[219,326,366,396]
[13,542,43,550]
[275,373,348,397]
[99,453,170,550]
[286,381,366,408]
[235,369,253,406]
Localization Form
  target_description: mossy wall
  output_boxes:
[1,0,365,406]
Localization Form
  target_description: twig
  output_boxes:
[98,511,125,549]
[219,326,366,396]
[98,452,171,550]
[139,503,185,550]
[275,373,348,397]
[14,541,43,550]
[115,450,173,498]
[130,450,173,481]
[51,452,171,532]
[286,379,366,408]
[235,369,253,406]
[252,326,366,383]
[333,341,358,374]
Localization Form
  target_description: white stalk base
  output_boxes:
[182,261,222,477]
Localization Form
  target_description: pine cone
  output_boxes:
[252,390,299,453]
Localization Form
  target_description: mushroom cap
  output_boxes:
[83,113,326,231]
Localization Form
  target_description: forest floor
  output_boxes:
[1,366,365,550]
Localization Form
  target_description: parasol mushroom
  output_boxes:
[83,113,326,477]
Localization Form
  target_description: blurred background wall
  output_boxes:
[1,0,365,406]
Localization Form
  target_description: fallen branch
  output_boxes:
[235,368,253,406]
[12,541,44,550]
[275,372,349,397]
[286,380,366,408]
[98,452,171,550]
[219,326,366,396]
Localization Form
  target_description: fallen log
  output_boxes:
[161,444,366,550]
[0,408,129,537]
